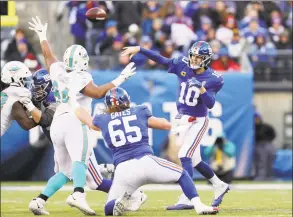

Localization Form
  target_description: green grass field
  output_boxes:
[1,182,292,217]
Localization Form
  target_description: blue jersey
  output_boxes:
[93,105,154,166]
[168,56,224,117]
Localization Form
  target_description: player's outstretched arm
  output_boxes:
[75,107,100,131]
[148,116,171,130]
[81,62,136,99]
[28,16,57,72]
[12,102,38,130]
[121,46,171,66]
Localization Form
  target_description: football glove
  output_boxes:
[19,97,36,112]
[28,16,48,43]
[112,62,136,87]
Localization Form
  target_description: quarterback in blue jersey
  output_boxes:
[91,87,218,216]
[122,41,229,209]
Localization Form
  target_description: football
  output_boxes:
[86,7,107,22]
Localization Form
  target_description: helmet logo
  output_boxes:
[43,74,50,82]
[9,66,20,72]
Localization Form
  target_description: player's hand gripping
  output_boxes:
[19,97,36,112]
[28,16,48,42]
[187,77,202,89]
[121,46,140,59]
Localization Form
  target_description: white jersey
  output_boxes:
[1,86,31,136]
[49,62,93,117]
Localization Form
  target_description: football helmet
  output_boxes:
[188,41,213,70]
[63,44,89,71]
[104,87,131,111]
[32,68,53,102]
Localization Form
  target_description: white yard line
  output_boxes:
[1,184,292,192]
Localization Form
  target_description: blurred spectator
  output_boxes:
[268,11,286,45]
[204,133,236,184]
[164,4,193,30]
[5,39,41,72]
[96,20,121,55]
[249,34,276,80]
[159,0,176,18]
[227,29,252,73]
[254,111,276,181]
[275,29,291,50]
[142,1,160,35]
[191,2,221,31]
[211,47,240,72]
[161,40,181,59]
[242,19,267,44]
[210,39,222,61]
[132,35,153,67]
[124,24,141,47]
[214,1,228,25]
[239,8,266,30]
[4,28,35,61]
[196,16,213,41]
[113,1,143,34]
[216,15,237,45]
[206,28,216,42]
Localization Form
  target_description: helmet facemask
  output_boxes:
[188,53,212,70]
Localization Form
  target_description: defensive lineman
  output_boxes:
[91,87,218,215]
[28,16,136,215]
[122,42,229,209]
[13,69,146,215]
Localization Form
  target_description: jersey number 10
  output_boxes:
[178,82,200,106]
[108,115,142,147]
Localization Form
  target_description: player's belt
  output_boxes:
[175,114,197,122]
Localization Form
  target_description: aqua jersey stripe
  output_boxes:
[69,45,78,68]
[81,124,88,163]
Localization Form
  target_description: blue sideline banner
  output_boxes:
[1,71,254,179]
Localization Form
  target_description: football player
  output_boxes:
[14,69,146,215]
[1,61,36,137]
[28,16,136,215]
[89,87,219,215]
[121,41,229,209]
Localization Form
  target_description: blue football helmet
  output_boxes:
[32,69,52,102]
[188,41,213,70]
[104,87,131,111]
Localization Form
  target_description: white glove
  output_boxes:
[28,16,48,43]
[17,88,32,98]
[19,97,36,112]
[112,62,136,87]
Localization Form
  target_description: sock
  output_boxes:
[97,179,112,193]
[177,170,198,200]
[180,157,194,178]
[38,194,48,201]
[41,172,70,198]
[72,161,87,189]
[104,199,116,216]
[209,174,223,187]
[195,161,215,179]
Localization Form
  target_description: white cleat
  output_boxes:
[113,192,131,216]
[195,203,219,215]
[29,198,49,215]
[212,182,230,207]
[124,190,147,211]
[66,192,96,216]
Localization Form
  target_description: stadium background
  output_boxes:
[0,1,292,182]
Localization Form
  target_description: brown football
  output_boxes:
[86,7,106,22]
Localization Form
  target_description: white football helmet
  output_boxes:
[63,44,89,71]
[1,61,32,89]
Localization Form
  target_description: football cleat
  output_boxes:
[195,204,219,215]
[124,190,147,211]
[211,183,230,207]
[167,193,194,210]
[66,192,96,216]
[113,192,131,216]
[29,197,49,215]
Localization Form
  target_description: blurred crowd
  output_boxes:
[1,1,292,80]
[54,0,292,77]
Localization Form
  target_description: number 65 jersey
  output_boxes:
[168,56,224,117]
[49,62,93,117]
[93,105,154,167]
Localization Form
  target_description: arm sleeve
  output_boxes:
[201,91,216,109]
[92,115,101,128]
[140,48,172,66]
[39,105,56,128]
